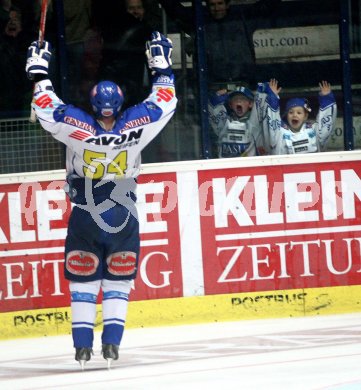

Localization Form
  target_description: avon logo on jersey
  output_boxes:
[35,94,53,109]
[85,128,143,146]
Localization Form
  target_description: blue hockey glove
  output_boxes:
[145,31,173,76]
[26,40,52,80]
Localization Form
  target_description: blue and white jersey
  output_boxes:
[32,74,177,182]
[255,87,336,155]
[208,95,264,158]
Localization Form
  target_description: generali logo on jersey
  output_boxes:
[198,161,361,294]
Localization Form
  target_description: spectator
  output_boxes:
[208,86,265,158]
[126,0,145,20]
[63,0,94,107]
[157,0,281,89]
[256,79,337,155]
[0,5,29,115]
[4,6,21,37]
[79,27,103,111]
[125,0,161,31]
[94,0,161,107]
[11,0,37,38]
[0,0,11,31]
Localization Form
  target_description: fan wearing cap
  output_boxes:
[284,97,312,132]
[256,79,337,155]
[208,86,265,158]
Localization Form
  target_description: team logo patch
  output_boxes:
[35,94,53,108]
[156,88,174,103]
[66,251,99,276]
[107,251,137,276]
[69,130,92,141]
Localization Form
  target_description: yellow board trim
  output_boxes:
[1,285,361,340]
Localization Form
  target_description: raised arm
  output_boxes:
[208,89,228,136]
[255,79,283,155]
[129,31,177,148]
[145,31,177,113]
[319,80,331,96]
[316,80,337,151]
[25,41,66,131]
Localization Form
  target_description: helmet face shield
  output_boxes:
[90,81,124,118]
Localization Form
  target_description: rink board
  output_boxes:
[0,285,360,339]
[1,151,361,339]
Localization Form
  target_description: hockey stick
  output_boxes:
[29,0,49,123]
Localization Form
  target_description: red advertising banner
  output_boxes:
[199,160,361,294]
[134,172,183,300]
[0,180,69,313]
[0,172,183,313]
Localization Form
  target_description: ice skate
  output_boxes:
[75,347,93,370]
[102,344,119,369]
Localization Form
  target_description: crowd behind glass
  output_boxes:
[0,0,359,169]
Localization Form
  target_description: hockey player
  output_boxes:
[256,79,336,155]
[25,32,177,369]
[208,86,265,157]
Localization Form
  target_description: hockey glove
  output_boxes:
[26,40,52,80]
[146,31,173,76]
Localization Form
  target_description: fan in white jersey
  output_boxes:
[208,85,266,158]
[255,78,337,155]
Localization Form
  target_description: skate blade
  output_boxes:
[107,358,113,369]
[79,360,86,371]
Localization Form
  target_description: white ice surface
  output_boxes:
[1,313,361,390]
